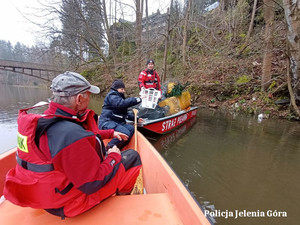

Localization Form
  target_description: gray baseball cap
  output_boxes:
[50,71,100,96]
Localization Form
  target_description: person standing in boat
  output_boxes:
[3,71,142,218]
[99,79,143,150]
[138,59,162,94]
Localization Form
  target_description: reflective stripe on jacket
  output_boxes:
[138,69,161,92]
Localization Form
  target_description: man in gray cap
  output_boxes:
[4,71,142,218]
[51,71,101,96]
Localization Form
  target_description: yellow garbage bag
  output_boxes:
[159,91,191,115]
[159,96,181,115]
[167,82,175,94]
[176,91,191,110]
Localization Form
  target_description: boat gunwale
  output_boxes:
[0,132,213,225]
[140,106,198,126]
[136,106,198,135]
[137,132,213,225]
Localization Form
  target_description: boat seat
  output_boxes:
[0,193,183,225]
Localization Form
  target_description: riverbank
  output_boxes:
[193,81,294,120]
[187,53,298,121]
[183,53,298,121]
[195,89,292,120]
[121,54,298,121]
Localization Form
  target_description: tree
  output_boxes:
[135,0,144,72]
[162,6,172,82]
[169,0,182,63]
[182,0,192,66]
[219,0,231,11]
[236,0,258,57]
[60,0,85,63]
[145,0,150,55]
[47,0,107,67]
[101,0,118,66]
[282,0,300,115]
[84,0,106,60]
[261,0,275,91]
[0,40,14,60]
[13,42,28,61]
[246,0,258,41]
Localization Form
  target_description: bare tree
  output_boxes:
[182,0,192,66]
[219,0,230,11]
[145,0,150,55]
[283,0,300,115]
[102,0,118,66]
[135,0,144,72]
[236,0,258,56]
[162,6,172,82]
[246,0,258,41]
[261,0,275,91]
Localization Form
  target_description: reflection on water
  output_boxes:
[147,117,197,151]
[0,84,103,153]
[0,84,52,153]
[156,109,300,225]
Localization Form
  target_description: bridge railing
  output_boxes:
[0,59,64,82]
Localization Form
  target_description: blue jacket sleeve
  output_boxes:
[126,111,135,121]
[108,93,141,109]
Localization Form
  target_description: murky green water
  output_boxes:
[1,84,299,224]
[150,109,300,225]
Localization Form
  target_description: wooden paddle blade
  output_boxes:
[132,108,143,194]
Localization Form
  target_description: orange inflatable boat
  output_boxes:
[0,132,212,225]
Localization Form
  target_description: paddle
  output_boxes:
[132,108,144,194]
[133,109,138,151]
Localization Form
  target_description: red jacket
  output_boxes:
[4,102,140,217]
[138,69,161,92]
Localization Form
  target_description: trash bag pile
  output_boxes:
[137,81,192,119]
[167,81,190,97]
[159,91,191,116]
[137,105,167,120]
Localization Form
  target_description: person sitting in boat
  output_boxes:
[138,59,162,94]
[3,71,142,218]
[99,79,143,150]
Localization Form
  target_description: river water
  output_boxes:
[0,84,299,225]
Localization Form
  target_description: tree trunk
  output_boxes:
[261,0,275,91]
[236,0,258,57]
[80,35,84,65]
[182,0,192,66]
[246,0,258,41]
[282,0,300,105]
[220,0,230,11]
[145,0,150,57]
[162,6,172,83]
[286,57,300,116]
[135,0,143,72]
[102,0,117,66]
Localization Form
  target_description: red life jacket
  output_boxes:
[3,104,102,210]
[138,69,161,92]
[4,103,141,218]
